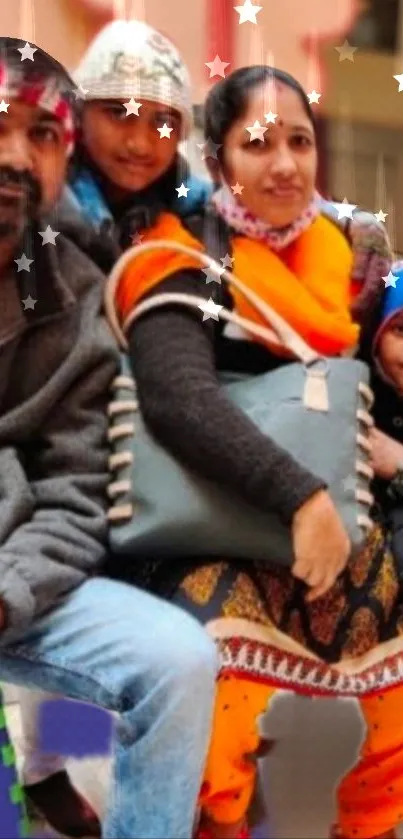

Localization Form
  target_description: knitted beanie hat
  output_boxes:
[74,20,193,137]
[373,262,403,352]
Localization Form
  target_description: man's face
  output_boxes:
[0,98,68,238]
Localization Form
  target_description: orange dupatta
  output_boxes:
[115,211,359,357]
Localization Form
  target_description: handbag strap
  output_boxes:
[104,238,321,366]
[125,291,293,352]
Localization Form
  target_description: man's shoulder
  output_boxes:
[53,230,105,301]
[50,187,104,257]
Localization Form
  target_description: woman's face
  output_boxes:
[221,81,317,227]
[80,99,181,198]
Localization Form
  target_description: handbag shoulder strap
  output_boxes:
[183,206,233,317]
[105,238,320,366]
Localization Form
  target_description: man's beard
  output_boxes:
[0,167,41,239]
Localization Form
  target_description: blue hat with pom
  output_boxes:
[374,263,403,350]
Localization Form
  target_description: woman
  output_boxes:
[19,19,213,839]
[108,65,400,839]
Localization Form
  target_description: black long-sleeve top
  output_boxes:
[128,268,326,527]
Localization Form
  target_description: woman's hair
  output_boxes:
[204,65,315,163]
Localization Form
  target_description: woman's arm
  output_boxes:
[128,270,325,525]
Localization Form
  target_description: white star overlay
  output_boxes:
[203,266,223,285]
[14,253,33,272]
[176,183,190,198]
[157,123,173,139]
[73,85,89,101]
[39,225,59,246]
[205,55,230,79]
[221,253,234,269]
[307,90,321,105]
[124,98,142,116]
[246,121,267,142]
[197,138,222,161]
[333,198,357,220]
[18,42,37,62]
[383,270,399,289]
[22,294,37,310]
[199,298,223,322]
[234,0,262,24]
[335,40,357,62]
[231,183,244,195]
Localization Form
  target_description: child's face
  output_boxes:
[378,312,403,393]
[80,99,181,199]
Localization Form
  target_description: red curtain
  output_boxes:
[206,0,234,78]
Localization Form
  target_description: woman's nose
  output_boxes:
[270,145,297,177]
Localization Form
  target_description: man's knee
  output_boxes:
[149,607,218,688]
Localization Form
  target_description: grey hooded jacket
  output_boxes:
[0,225,118,646]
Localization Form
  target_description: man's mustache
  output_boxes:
[0,167,41,206]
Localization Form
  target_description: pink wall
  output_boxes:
[0,0,90,70]
[235,0,358,96]
[0,0,359,104]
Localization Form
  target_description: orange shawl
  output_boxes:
[115,211,359,356]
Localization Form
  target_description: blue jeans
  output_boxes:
[0,577,217,838]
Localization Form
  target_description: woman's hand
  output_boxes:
[291,490,351,602]
[370,428,403,480]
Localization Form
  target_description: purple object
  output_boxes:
[38,699,113,758]
[250,820,272,839]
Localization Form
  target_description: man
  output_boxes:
[0,36,217,839]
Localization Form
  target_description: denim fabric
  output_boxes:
[0,578,217,838]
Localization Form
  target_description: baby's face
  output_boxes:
[378,312,403,394]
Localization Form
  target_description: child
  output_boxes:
[56,18,213,273]
[372,266,403,566]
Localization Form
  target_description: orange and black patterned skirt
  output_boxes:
[169,524,403,698]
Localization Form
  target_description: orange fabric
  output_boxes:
[337,686,403,838]
[116,213,205,318]
[115,212,359,357]
[200,677,403,835]
[199,674,276,824]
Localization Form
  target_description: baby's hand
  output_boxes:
[370,428,403,480]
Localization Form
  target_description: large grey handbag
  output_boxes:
[104,239,375,567]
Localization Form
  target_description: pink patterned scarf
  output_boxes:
[211,183,321,251]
